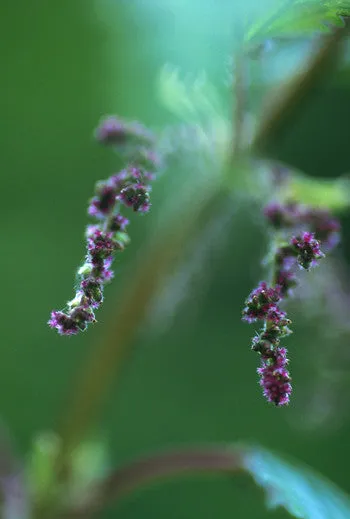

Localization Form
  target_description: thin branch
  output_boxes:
[62,445,244,519]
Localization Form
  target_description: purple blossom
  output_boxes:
[95,117,128,144]
[242,199,340,406]
[109,170,130,188]
[49,114,160,335]
[291,231,324,270]
[275,269,298,297]
[70,306,96,329]
[48,311,79,336]
[109,214,129,232]
[88,184,117,218]
[258,347,292,406]
[95,117,155,148]
[263,202,300,228]
[304,208,340,250]
[242,282,280,323]
[87,229,119,260]
[80,278,103,308]
[264,202,340,251]
[118,183,151,213]
[266,307,290,327]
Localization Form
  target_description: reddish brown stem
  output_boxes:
[62,445,244,519]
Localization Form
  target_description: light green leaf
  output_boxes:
[26,432,61,502]
[68,438,109,501]
[284,173,350,210]
[246,0,349,44]
[158,65,226,123]
[158,65,232,163]
[243,445,350,518]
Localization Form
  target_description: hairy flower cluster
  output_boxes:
[243,282,292,406]
[257,347,291,407]
[49,117,160,335]
[243,201,340,406]
[263,202,340,250]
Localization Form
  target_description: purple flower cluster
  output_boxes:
[95,116,155,148]
[243,202,340,406]
[263,202,340,250]
[257,347,291,407]
[243,282,292,406]
[291,231,325,270]
[49,117,160,335]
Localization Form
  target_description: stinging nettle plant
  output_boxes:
[4,2,350,519]
[48,0,346,409]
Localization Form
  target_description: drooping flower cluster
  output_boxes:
[243,282,292,406]
[263,202,340,251]
[242,201,340,406]
[49,117,161,335]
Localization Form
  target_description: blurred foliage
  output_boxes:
[2,0,350,518]
[246,0,349,42]
[243,444,350,518]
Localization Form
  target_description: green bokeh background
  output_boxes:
[2,1,350,517]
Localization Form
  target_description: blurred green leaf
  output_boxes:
[246,0,349,44]
[158,66,227,125]
[284,173,350,209]
[64,443,350,518]
[243,444,350,518]
[26,432,61,503]
[68,438,109,505]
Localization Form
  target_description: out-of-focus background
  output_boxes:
[2,1,350,517]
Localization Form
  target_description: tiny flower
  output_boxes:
[100,257,114,281]
[257,347,292,406]
[95,117,155,148]
[251,336,275,356]
[70,306,96,331]
[263,202,299,228]
[304,208,340,250]
[87,229,120,260]
[266,307,291,327]
[109,214,129,233]
[80,278,103,307]
[291,232,324,270]
[127,166,145,181]
[275,269,298,297]
[242,282,280,323]
[95,117,128,145]
[109,170,130,189]
[48,311,79,336]
[118,183,151,213]
[88,183,116,218]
